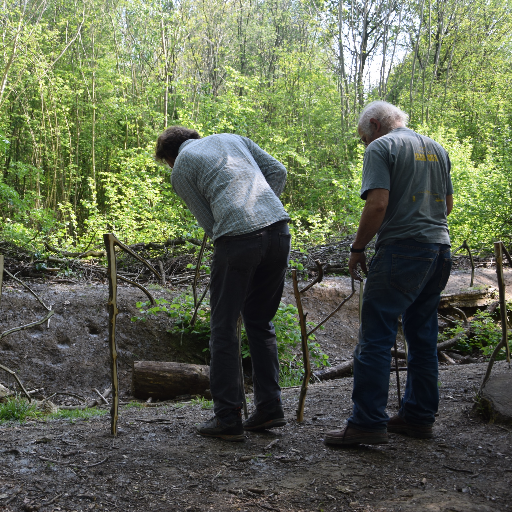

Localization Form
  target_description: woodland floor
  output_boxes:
[1,260,512,511]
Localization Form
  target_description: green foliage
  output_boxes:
[416,126,511,248]
[0,396,38,423]
[191,397,214,409]
[47,408,108,421]
[133,294,329,386]
[1,0,511,253]
[439,309,511,358]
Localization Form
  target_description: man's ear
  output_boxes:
[369,118,382,134]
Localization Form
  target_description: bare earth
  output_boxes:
[1,267,511,512]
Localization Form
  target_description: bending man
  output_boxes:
[155,127,290,441]
[325,101,453,446]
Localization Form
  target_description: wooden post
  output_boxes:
[104,234,120,437]
[495,242,510,363]
[293,269,311,422]
[0,254,3,308]
[480,241,511,391]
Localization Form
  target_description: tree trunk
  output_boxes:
[132,361,211,400]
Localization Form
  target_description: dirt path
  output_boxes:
[1,362,511,512]
[1,268,512,511]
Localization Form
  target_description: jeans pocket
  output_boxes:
[439,258,452,291]
[227,235,263,271]
[391,254,435,294]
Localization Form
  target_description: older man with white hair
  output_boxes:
[325,101,453,446]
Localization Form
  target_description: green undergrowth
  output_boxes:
[133,293,329,387]
[0,396,108,424]
[0,396,38,423]
[439,309,511,358]
[47,408,108,421]
[191,397,214,409]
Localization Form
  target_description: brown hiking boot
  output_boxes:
[324,426,388,446]
[387,414,433,439]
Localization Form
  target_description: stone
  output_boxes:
[479,374,512,424]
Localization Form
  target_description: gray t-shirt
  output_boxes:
[361,127,453,248]
[171,134,290,241]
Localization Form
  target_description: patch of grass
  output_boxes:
[191,397,214,409]
[123,401,145,409]
[0,396,38,423]
[47,408,108,421]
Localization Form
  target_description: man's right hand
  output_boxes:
[349,252,367,281]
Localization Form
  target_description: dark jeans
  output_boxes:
[348,239,452,432]
[209,221,291,420]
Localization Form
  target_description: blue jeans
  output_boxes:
[348,239,452,432]
[209,221,291,420]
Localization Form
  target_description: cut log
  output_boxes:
[132,361,211,400]
[438,286,497,309]
[313,360,353,381]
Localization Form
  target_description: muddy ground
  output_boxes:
[1,265,512,511]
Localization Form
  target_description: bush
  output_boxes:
[439,309,510,358]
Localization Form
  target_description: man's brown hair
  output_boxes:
[155,126,201,162]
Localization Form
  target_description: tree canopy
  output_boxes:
[1,0,511,252]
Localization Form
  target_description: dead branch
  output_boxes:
[117,275,156,305]
[192,234,208,308]
[307,286,356,337]
[0,363,32,401]
[299,260,324,294]
[93,388,109,404]
[439,351,456,364]
[453,240,475,287]
[190,234,209,327]
[3,269,51,310]
[390,327,471,360]
[0,310,54,340]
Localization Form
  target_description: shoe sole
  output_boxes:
[243,418,287,432]
[324,435,389,446]
[387,426,433,439]
[198,432,245,442]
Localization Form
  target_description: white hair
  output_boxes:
[358,101,409,137]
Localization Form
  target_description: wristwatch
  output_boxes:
[350,244,366,253]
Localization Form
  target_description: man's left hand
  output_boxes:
[349,252,367,281]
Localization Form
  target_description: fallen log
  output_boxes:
[132,361,211,400]
[439,287,497,309]
[313,360,353,381]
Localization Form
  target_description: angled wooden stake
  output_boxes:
[293,269,311,422]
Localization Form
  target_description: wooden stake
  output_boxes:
[480,241,510,391]
[293,269,311,422]
[0,254,3,308]
[104,234,120,436]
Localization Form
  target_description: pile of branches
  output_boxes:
[0,238,208,285]
[0,235,489,285]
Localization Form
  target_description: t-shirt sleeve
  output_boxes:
[360,146,391,200]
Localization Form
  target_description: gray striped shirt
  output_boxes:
[171,134,290,241]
